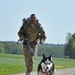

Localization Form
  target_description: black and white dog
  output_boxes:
[37,54,55,75]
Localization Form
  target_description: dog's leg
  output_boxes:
[41,63,45,72]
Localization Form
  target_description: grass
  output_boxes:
[54,58,75,69]
[0,54,75,75]
[0,54,25,75]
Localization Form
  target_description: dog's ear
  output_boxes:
[43,54,46,59]
[48,54,52,60]
[49,54,51,57]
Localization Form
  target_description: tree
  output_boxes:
[64,32,75,59]
[0,42,5,54]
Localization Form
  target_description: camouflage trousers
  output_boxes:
[23,42,37,74]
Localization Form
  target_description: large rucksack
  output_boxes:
[21,18,42,41]
[22,17,40,32]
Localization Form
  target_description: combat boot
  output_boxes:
[26,72,31,75]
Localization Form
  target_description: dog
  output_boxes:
[37,54,55,75]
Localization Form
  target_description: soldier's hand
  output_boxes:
[40,39,44,45]
[20,36,25,41]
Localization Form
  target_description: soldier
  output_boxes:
[18,14,46,75]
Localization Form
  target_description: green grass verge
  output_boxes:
[54,58,75,69]
[0,54,75,75]
[0,54,25,75]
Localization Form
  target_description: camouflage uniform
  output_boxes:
[18,17,46,75]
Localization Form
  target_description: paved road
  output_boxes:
[13,68,75,75]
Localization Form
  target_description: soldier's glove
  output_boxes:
[23,39,35,56]
[40,39,45,45]
[23,39,28,45]
[20,36,25,41]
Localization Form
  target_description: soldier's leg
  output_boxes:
[23,44,35,75]
[27,42,37,72]
[23,45,29,67]
[26,55,34,73]
[23,45,31,75]
[23,42,37,75]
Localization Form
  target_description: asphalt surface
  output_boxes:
[13,68,75,75]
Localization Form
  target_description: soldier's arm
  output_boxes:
[18,25,26,41]
[39,24,46,44]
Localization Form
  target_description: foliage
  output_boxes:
[0,42,5,54]
[37,44,64,58]
[64,32,75,59]
[0,41,23,55]
[0,41,65,58]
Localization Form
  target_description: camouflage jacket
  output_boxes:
[18,20,46,43]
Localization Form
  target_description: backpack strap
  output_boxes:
[36,20,41,33]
